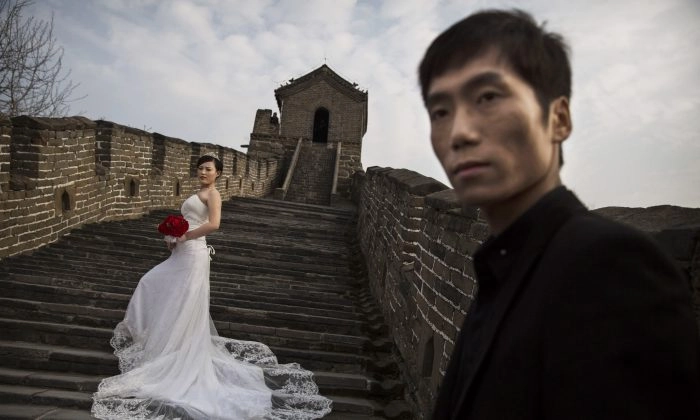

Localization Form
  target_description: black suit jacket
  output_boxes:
[433,188,700,420]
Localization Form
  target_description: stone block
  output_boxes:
[439,281,464,307]
[469,221,490,240]
[421,281,436,305]
[444,250,465,269]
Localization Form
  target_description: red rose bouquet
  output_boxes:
[158,214,189,243]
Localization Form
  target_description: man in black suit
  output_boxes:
[419,9,700,419]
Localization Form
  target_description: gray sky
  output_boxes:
[32,0,700,208]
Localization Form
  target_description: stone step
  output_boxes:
[80,220,354,248]
[314,371,405,399]
[211,304,368,336]
[1,266,361,302]
[209,284,358,312]
[330,388,414,418]
[210,294,364,322]
[4,253,359,288]
[211,274,359,297]
[0,274,140,296]
[0,405,398,420]
[1,263,361,297]
[0,338,389,377]
[215,322,392,354]
[1,299,384,356]
[43,215,355,247]
[0,310,386,356]
[0,270,368,318]
[0,403,95,419]
[0,371,398,417]
[0,394,391,419]
[0,341,118,376]
[0,288,379,339]
[224,196,356,214]
[327,395,383,416]
[0,368,100,393]
[221,212,355,228]
[46,234,357,272]
[10,225,359,256]
[124,202,355,227]
[0,298,125,330]
[0,281,129,310]
[268,346,393,376]
[0,365,403,403]
[221,213,345,230]
[0,318,114,353]
[0,276,364,324]
[210,221,353,240]
[7,249,357,282]
[0,265,145,289]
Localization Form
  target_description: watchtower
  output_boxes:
[248,65,367,205]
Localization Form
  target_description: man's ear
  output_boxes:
[550,96,572,143]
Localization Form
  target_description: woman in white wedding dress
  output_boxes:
[92,155,332,420]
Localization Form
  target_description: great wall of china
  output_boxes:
[1,65,698,419]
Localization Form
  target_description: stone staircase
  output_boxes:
[285,143,336,206]
[0,197,412,419]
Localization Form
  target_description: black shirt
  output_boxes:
[448,186,577,414]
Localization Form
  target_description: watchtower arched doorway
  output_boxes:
[312,108,329,143]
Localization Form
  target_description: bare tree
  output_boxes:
[0,0,80,118]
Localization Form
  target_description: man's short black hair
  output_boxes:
[419,9,571,110]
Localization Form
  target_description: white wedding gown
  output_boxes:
[92,194,333,419]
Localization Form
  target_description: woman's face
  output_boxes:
[197,161,220,187]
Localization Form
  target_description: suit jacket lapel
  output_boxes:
[451,189,586,419]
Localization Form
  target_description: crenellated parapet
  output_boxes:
[352,166,489,417]
[0,116,283,259]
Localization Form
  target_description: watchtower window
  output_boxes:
[130,179,137,196]
[175,181,181,196]
[312,108,329,143]
[61,190,71,212]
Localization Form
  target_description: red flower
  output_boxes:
[158,215,189,237]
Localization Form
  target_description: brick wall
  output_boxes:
[247,132,303,179]
[0,116,283,259]
[335,142,361,198]
[0,123,9,193]
[352,166,488,417]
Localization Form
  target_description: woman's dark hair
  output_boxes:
[197,155,223,178]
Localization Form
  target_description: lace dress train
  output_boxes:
[92,194,332,419]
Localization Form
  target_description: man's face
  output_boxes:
[426,50,566,210]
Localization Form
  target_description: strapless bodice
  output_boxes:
[181,194,209,231]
